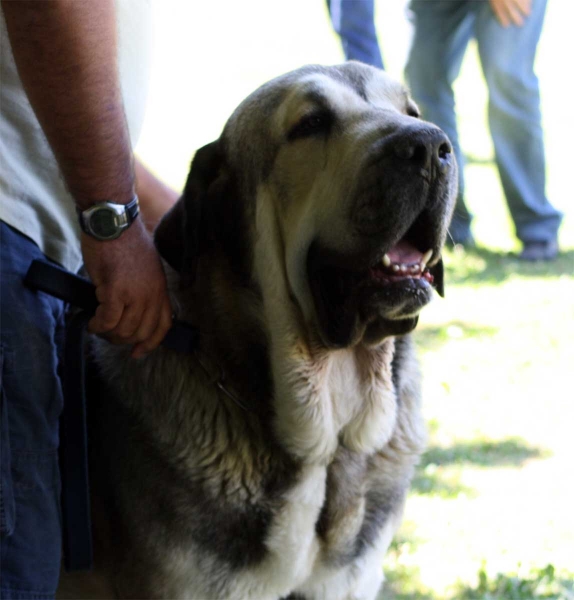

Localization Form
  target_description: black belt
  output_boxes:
[24,260,199,571]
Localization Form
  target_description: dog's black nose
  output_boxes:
[393,127,452,172]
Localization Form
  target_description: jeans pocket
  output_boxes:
[0,346,16,536]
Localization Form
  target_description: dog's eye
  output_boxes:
[288,111,332,141]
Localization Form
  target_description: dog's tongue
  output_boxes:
[387,240,423,265]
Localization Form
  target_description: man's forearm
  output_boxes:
[135,158,179,232]
[2,0,134,208]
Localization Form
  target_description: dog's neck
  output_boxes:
[256,273,398,463]
[181,192,397,464]
[174,238,398,466]
[174,254,270,414]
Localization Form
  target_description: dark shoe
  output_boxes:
[518,239,559,261]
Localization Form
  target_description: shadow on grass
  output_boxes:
[411,470,474,499]
[420,437,548,469]
[444,246,574,286]
[410,438,549,499]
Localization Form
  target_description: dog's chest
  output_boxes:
[325,351,364,426]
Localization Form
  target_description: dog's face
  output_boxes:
[156,63,457,349]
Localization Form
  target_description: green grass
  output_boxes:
[386,564,574,600]
[443,246,574,286]
[411,437,550,499]
[135,2,574,598]
[457,565,574,600]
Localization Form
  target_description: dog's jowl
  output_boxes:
[58,63,457,600]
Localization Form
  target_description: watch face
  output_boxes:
[90,208,118,239]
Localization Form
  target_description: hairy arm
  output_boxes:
[135,158,179,233]
[2,0,172,357]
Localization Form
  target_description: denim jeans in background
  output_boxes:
[1,222,65,600]
[328,0,384,69]
[405,0,563,245]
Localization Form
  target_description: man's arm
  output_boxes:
[2,0,172,358]
[135,158,179,233]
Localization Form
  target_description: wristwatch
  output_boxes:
[78,196,140,241]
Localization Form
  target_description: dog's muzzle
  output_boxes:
[307,122,456,349]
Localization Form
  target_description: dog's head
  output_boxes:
[156,63,457,349]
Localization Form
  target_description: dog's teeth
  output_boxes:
[411,264,420,273]
[399,264,407,273]
[382,254,391,267]
[421,249,433,269]
[392,264,400,272]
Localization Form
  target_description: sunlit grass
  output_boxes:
[386,563,574,600]
[456,564,574,600]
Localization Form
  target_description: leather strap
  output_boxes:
[60,311,93,571]
[124,195,140,222]
[24,260,200,351]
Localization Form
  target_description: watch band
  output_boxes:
[123,195,140,223]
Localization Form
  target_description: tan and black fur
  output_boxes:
[58,63,457,600]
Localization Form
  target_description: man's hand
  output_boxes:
[82,220,172,358]
[490,0,532,28]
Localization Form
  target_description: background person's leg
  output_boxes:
[475,0,562,254]
[327,0,384,69]
[405,0,475,244]
[0,222,65,600]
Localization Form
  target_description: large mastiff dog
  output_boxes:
[62,62,456,599]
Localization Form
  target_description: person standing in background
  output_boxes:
[327,0,385,70]
[0,1,177,597]
[405,0,562,260]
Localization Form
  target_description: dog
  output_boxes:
[59,62,456,600]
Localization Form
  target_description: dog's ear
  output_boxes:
[155,140,223,275]
[429,259,445,297]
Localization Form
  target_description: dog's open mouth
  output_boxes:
[368,240,435,286]
[307,234,444,348]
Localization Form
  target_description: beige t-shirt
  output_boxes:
[0,0,154,272]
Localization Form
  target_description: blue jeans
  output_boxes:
[327,0,384,69]
[405,0,562,244]
[1,222,65,600]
